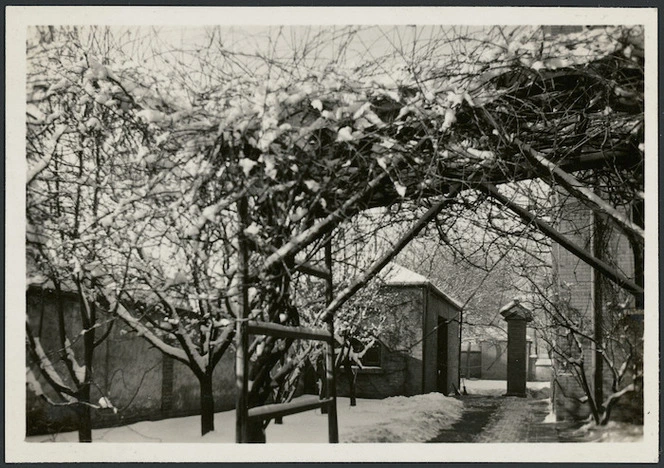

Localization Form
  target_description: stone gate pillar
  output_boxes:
[500,300,533,397]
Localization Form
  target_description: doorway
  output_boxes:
[437,316,449,395]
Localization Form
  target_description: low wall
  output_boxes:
[335,352,418,399]
[552,373,592,422]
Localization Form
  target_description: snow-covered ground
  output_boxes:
[461,378,550,396]
[569,420,644,443]
[26,393,463,443]
[24,381,644,444]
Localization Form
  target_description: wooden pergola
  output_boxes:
[233,30,644,442]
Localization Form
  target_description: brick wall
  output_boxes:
[336,350,410,399]
[336,284,462,399]
[551,194,643,422]
[382,286,425,397]
[426,287,461,395]
[334,286,422,399]
[445,315,461,394]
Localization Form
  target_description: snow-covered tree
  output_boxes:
[26,26,130,441]
[25,26,242,436]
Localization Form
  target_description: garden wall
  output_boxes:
[26,288,236,436]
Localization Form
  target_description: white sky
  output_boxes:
[67,25,497,86]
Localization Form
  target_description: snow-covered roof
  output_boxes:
[382,263,463,310]
[382,263,429,285]
[499,299,520,315]
[499,299,533,321]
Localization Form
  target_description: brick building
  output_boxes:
[551,195,643,422]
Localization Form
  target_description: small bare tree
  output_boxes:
[524,266,642,425]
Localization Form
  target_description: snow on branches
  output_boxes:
[25,25,645,434]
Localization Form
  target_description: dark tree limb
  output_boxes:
[319,183,462,323]
[515,139,645,243]
[479,183,644,300]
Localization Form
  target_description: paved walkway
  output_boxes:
[474,396,559,442]
[429,392,574,443]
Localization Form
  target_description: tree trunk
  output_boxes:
[80,296,96,443]
[592,211,605,412]
[245,391,266,442]
[319,373,329,414]
[78,386,92,443]
[246,420,266,443]
[199,373,215,436]
[577,363,600,425]
[345,362,356,406]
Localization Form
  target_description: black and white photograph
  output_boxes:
[5,5,658,463]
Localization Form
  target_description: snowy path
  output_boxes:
[473,396,555,442]
[428,380,643,443]
[428,381,560,443]
[427,395,502,443]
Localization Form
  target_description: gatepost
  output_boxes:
[500,300,533,397]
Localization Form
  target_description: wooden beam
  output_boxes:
[480,183,644,298]
[246,320,333,342]
[319,183,463,323]
[516,139,645,243]
[247,396,333,421]
[295,262,332,280]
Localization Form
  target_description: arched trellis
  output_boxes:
[234,150,643,441]
[234,84,644,443]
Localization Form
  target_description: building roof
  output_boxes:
[382,263,464,310]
